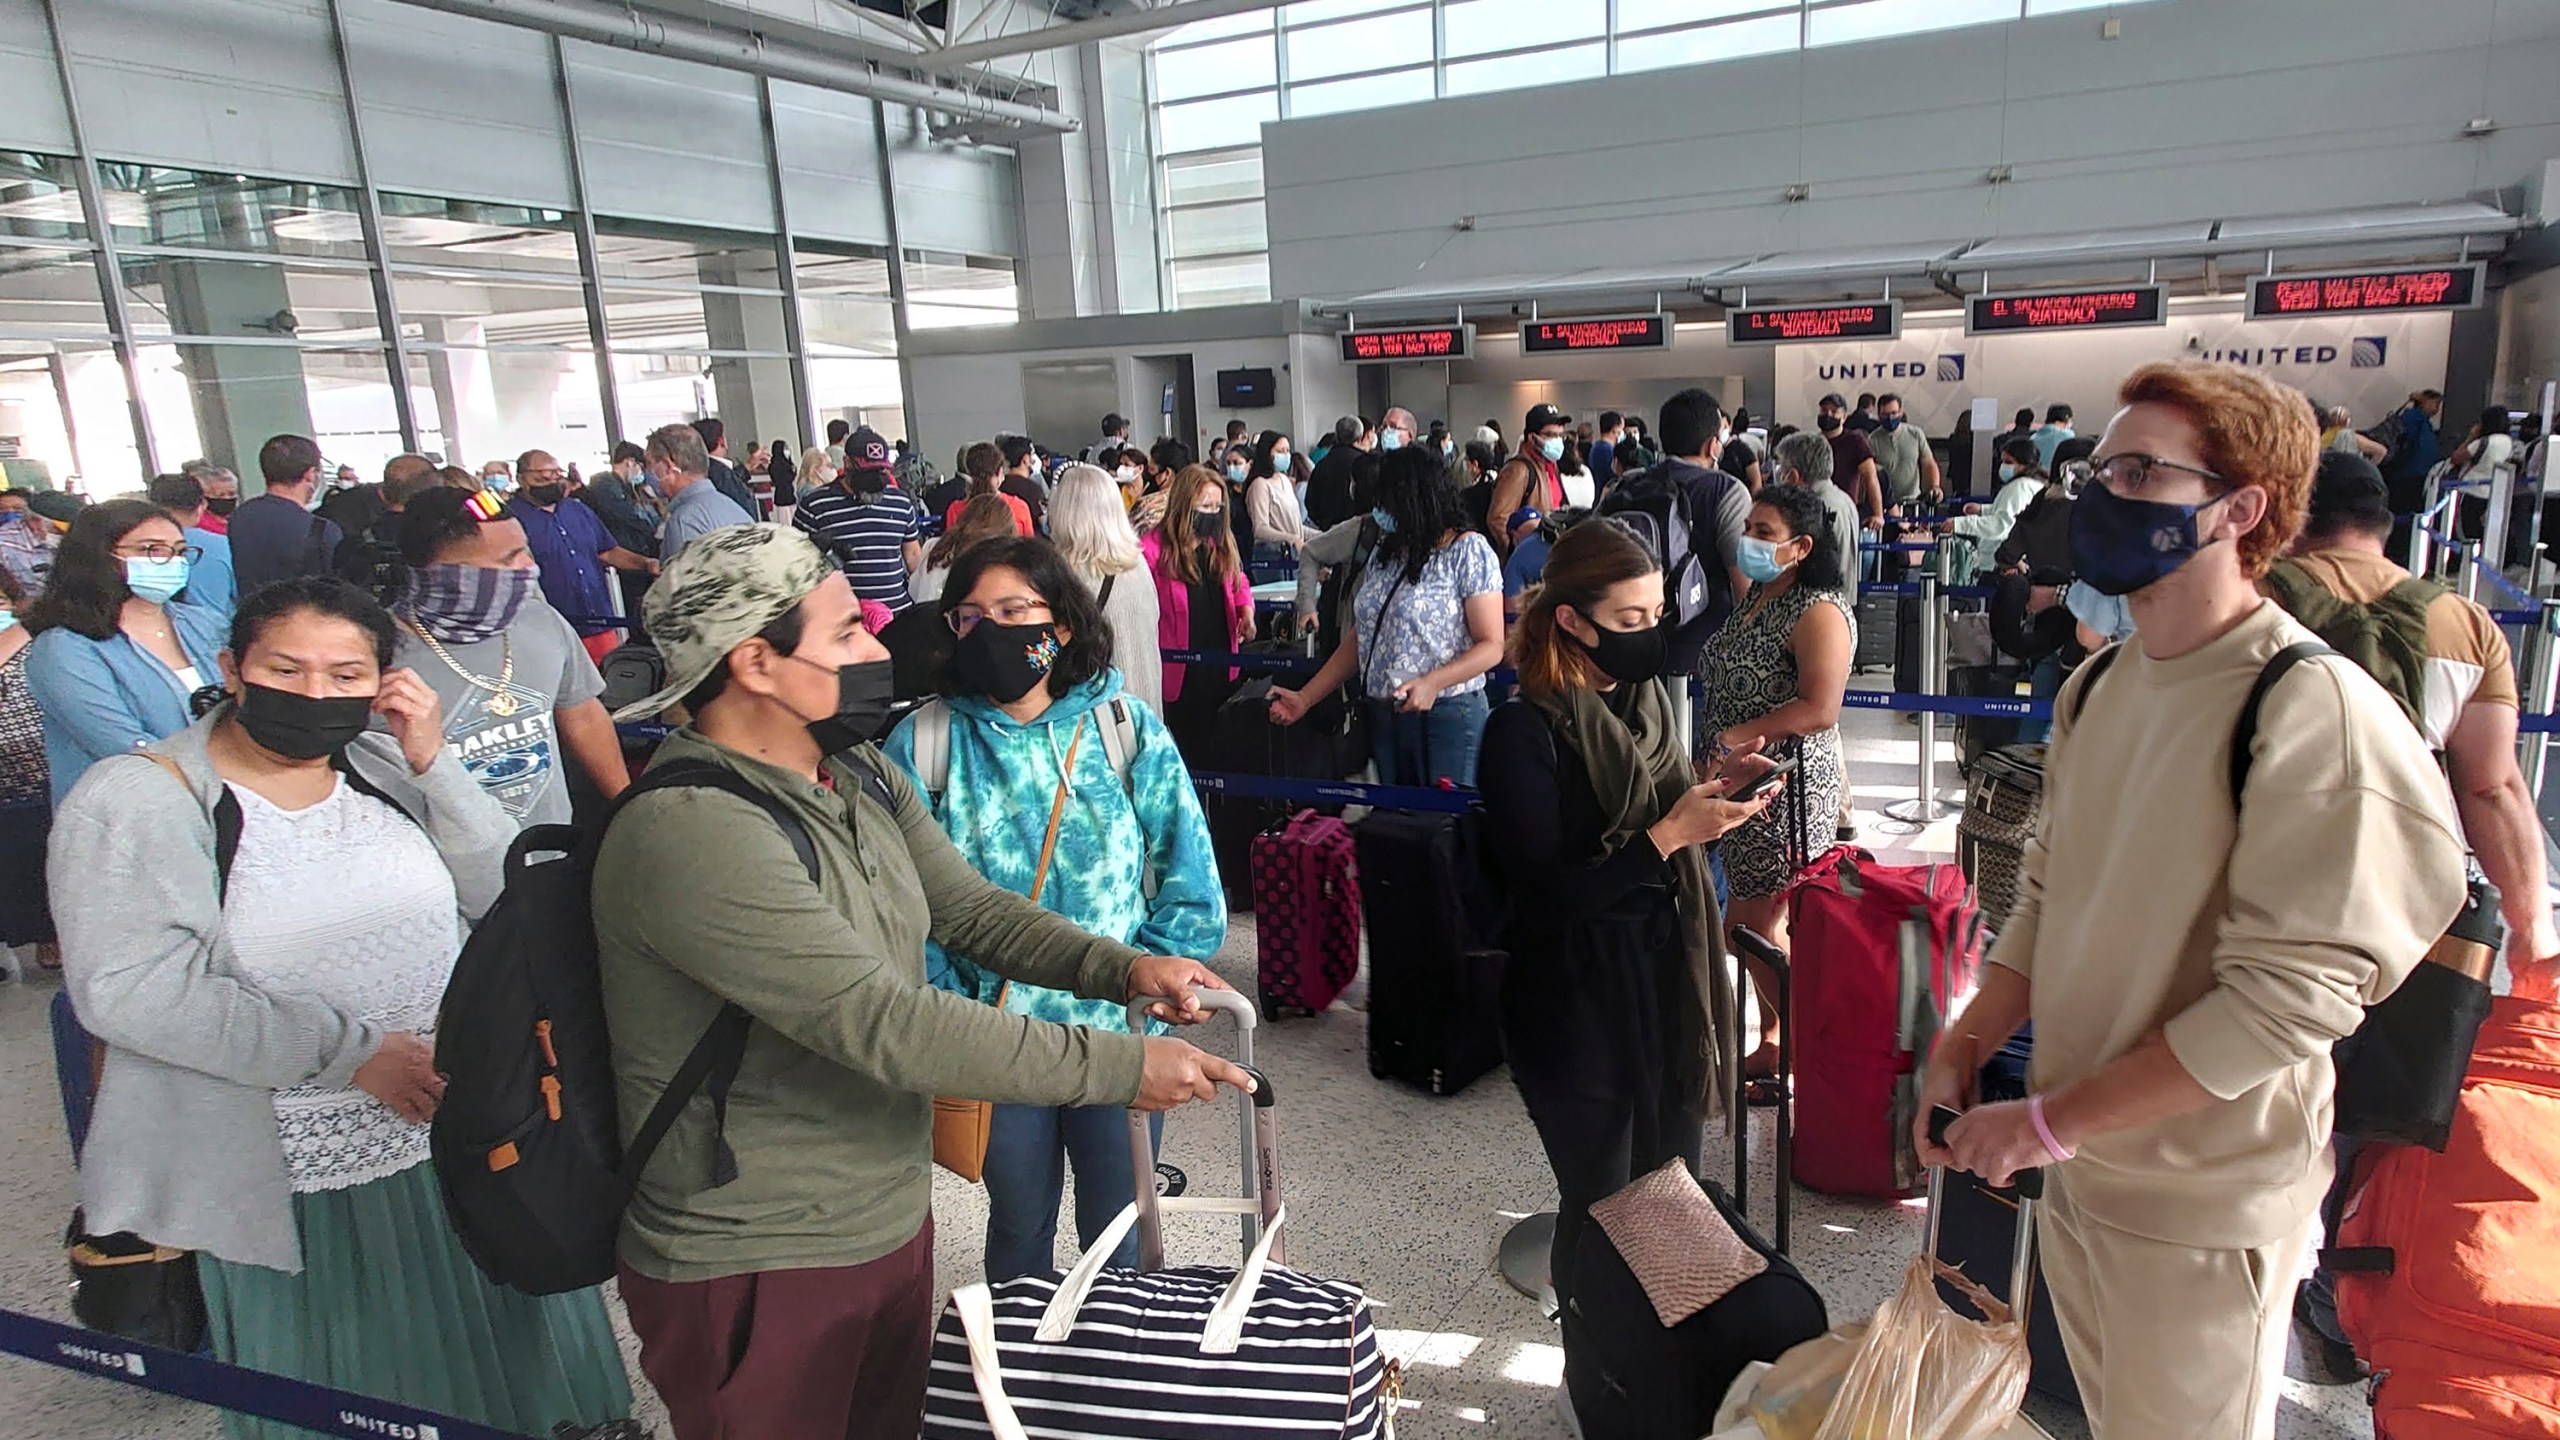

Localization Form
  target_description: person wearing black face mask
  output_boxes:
[504,446,656,665]
[594,523,1251,1440]
[1475,518,1775,1332]
[882,536,1225,1287]
[48,575,651,1436]
[1141,463,1254,755]
[1814,393,1884,535]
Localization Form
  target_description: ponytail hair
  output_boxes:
[1508,517,1660,701]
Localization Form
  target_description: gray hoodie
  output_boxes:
[46,712,512,1272]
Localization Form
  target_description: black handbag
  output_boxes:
[65,1210,206,1352]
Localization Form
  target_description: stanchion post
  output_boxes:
[2525,600,2560,804]
[2412,471,2441,574]
[2458,539,2485,605]
[1884,567,1943,825]
[2486,463,2517,580]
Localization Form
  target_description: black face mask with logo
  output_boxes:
[951,620,1060,706]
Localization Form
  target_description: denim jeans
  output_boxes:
[982,1103,1165,1283]
[1366,688,1491,787]
[2017,652,2066,745]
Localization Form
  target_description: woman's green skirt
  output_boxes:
[199,1161,633,1440]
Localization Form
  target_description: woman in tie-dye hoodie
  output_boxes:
[883,535,1226,1282]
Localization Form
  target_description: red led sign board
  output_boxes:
[1966,284,2167,336]
[2247,263,2483,319]
[1521,314,1674,354]
[1340,325,1473,362]
[1727,300,1902,345]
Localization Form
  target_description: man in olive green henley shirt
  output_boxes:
[593,523,1253,1440]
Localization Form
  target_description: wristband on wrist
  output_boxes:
[2028,1094,2074,1163]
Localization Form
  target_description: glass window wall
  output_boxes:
[1147,0,2172,307]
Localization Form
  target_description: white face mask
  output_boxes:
[1117,466,1138,484]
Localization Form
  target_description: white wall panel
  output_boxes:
[563,38,774,231]
[341,0,571,207]
[57,0,356,182]
[0,0,71,153]
[885,106,1021,259]
[770,80,890,246]
[1262,0,2560,302]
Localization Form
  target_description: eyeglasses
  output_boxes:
[116,541,203,563]
[946,597,1052,635]
[2089,453,2224,497]
[523,468,567,483]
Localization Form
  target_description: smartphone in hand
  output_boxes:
[1729,752,1800,803]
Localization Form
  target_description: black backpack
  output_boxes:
[1599,462,1725,632]
[335,517,405,605]
[430,755,893,1296]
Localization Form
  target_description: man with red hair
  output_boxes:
[1916,361,2466,1439]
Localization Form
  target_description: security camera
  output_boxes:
[270,308,301,335]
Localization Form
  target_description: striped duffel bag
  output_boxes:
[923,1200,1394,1439]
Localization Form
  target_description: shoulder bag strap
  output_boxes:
[142,752,241,901]
[1097,572,1116,610]
[2063,642,2125,728]
[607,759,824,1191]
[912,700,952,803]
[1027,717,1088,905]
[2227,642,2333,807]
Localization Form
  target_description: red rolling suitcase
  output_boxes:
[1251,811,1362,1018]
[1784,775,1983,1197]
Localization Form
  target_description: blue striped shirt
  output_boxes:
[793,479,927,611]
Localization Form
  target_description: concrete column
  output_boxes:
[699,256,797,447]
[160,258,315,487]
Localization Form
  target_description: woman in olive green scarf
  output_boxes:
[1477,518,1777,1311]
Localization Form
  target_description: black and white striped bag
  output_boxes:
[923,1199,1391,1439]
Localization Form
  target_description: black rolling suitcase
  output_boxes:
[1930,1030,2081,1413]
[1892,594,1927,696]
[1354,809,1506,1095]
[1563,1170,1828,1440]
[1200,662,1366,911]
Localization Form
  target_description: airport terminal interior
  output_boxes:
[4,0,2560,1437]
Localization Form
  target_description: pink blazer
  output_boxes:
[1142,528,1252,703]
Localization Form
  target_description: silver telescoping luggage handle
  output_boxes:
[1125,988,1281,1270]
[1925,1105,2040,1330]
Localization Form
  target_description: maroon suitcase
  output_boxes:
[1250,811,1362,1018]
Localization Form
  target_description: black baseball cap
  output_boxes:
[1818,392,1848,410]
[1525,403,1573,433]
[847,425,893,471]
[2309,450,2393,530]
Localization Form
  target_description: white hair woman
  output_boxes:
[1049,462,1162,712]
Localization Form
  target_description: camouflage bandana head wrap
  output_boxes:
[610,523,834,723]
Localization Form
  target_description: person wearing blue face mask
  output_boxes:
[21,498,227,805]
[1487,404,1575,556]
[1867,393,1943,511]
[1914,362,2466,1440]
[1696,483,1854,1083]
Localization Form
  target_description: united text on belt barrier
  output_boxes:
[0,1305,540,1440]
[1190,771,1480,814]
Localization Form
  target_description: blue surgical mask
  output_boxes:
[122,554,191,604]
[1370,507,1399,535]
[1880,415,1905,432]
[1540,436,1566,462]
[1225,462,1249,483]
[2067,479,2231,597]
[2065,579,2136,643]
[1998,463,2018,482]
[1737,535,1794,585]
[0,609,15,633]
[1379,429,1406,452]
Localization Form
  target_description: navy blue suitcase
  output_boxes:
[1931,1027,2081,1411]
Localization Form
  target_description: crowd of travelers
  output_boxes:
[0,358,2549,1440]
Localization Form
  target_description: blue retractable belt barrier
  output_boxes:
[1840,689,2054,721]
[0,1306,539,1440]
[1158,647,1323,676]
[1189,772,1479,813]
[1859,541,1943,553]
[1869,581,1996,600]
[2522,713,2560,734]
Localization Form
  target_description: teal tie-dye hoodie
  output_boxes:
[883,669,1226,1035]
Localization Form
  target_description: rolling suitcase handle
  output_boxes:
[1728,924,1793,1255]
[1925,1105,2040,1329]
[1125,989,1281,1270]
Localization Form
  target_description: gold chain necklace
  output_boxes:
[399,616,522,717]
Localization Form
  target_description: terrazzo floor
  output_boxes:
[0,689,2379,1439]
